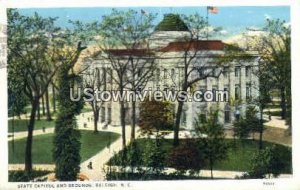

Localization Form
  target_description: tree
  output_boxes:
[246,145,288,178]
[139,98,174,141]
[233,105,260,142]
[53,42,86,181]
[7,9,65,172]
[8,87,28,118]
[169,13,222,146]
[233,117,251,140]
[249,19,291,121]
[194,109,227,179]
[126,51,157,141]
[45,86,52,121]
[99,9,156,147]
[82,67,105,133]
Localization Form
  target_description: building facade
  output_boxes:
[81,25,259,130]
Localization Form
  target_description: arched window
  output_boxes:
[164,68,168,79]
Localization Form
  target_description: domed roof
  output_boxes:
[155,14,189,31]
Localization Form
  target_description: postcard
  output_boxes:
[0,0,299,190]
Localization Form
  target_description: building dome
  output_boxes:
[150,14,191,49]
[155,14,189,31]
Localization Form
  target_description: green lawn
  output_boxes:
[81,104,93,113]
[269,111,282,117]
[265,104,281,109]
[9,130,120,164]
[109,139,292,173]
[8,119,55,133]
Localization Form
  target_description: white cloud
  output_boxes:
[220,30,228,35]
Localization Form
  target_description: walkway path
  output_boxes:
[264,115,289,129]
[8,127,55,141]
[79,127,132,180]
[263,108,289,129]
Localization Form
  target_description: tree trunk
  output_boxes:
[210,159,214,179]
[25,98,38,173]
[259,105,264,150]
[173,101,184,146]
[41,95,45,116]
[45,88,52,121]
[52,84,56,113]
[131,100,136,141]
[120,100,126,148]
[280,87,286,120]
[93,108,99,133]
[37,100,40,121]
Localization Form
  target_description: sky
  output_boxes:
[18,6,290,39]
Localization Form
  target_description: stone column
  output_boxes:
[240,66,246,115]
[229,64,236,121]
[251,64,260,99]
[186,97,193,130]
[111,101,120,126]
[98,105,102,124]
[206,77,212,111]
[105,102,109,125]
[218,73,225,125]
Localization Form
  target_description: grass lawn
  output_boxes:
[109,139,292,173]
[8,119,55,133]
[269,111,282,117]
[81,104,93,113]
[265,104,281,109]
[9,130,120,164]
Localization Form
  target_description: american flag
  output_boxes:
[207,6,219,14]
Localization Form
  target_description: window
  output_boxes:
[235,85,240,100]
[164,68,168,79]
[101,107,105,123]
[235,67,240,77]
[108,107,112,124]
[212,85,218,101]
[211,68,216,76]
[138,68,143,77]
[224,86,229,101]
[246,66,251,77]
[171,68,175,80]
[246,84,251,100]
[199,86,206,102]
[223,67,228,78]
[224,104,231,123]
[163,84,168,92]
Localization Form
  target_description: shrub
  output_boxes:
[246,145,289,178]
[168,139,205,175]
[143,140,166,175]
